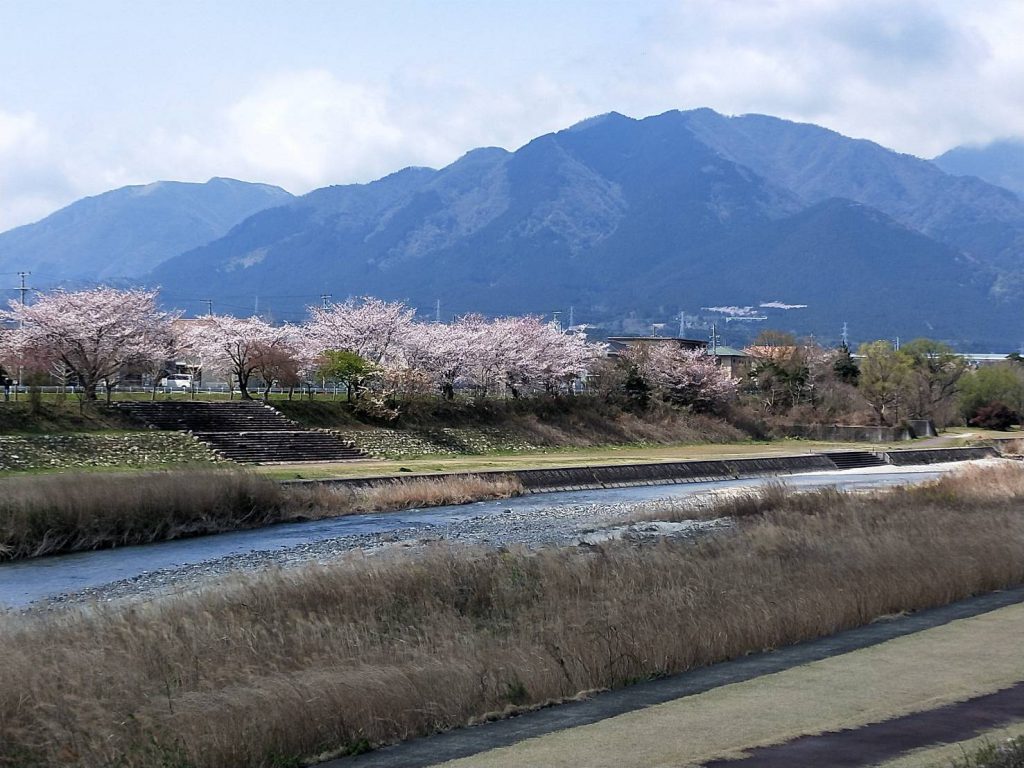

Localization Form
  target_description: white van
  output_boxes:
[159,373,194,391]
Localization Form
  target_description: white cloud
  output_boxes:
[223,70,405,189]
[632,0,1024,156]
[703,305,758,316]
[0,110,75,231]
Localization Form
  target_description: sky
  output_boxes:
[2,0,1023,232]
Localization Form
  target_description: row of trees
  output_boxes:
[0,289,604,405]
[3,287,1016,428]
[740,331,1006,428]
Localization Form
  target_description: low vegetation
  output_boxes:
[2,463,1023,766]
[947,737,1024,768]
[0,470,522,560]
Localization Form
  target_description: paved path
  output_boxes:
[321,587,1024,768]
[703,682,1024,768]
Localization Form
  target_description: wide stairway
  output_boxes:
[115,401,368,464]
[823,450,888,470]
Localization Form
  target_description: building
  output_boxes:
[605,336,750,378]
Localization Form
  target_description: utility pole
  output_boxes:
[841,321,849,347]
[709,322,720,356]
[254,296,259,316]
[203,299,213,316]
[678,310,686,338]
[568,305,575,329]
[14,271,29,402]
[435,299,441,324]
[17,271,29,307]
[553,311,562,332]
[894,336,900,351]
[320,293,332,310]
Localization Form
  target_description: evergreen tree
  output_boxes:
[833,342,860,385]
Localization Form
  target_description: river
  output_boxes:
[0,464,961,608]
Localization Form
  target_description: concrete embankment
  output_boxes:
[882,447,998,465]
[293,446,999,494]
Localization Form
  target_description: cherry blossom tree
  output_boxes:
[624,344,737,412]
[180,315,293,400]
[401,318,476,399]
[251,342,303,400]
[482,316,601,397]
[306,297,414,366]
[1,288,176,400]
[403,314,603,399]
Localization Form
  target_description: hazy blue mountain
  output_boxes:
[146,110,1024,347]
[0,178,293,283]
[151,113,803,317]
[933,139,1024,199]
[642,198,999,344]
[677,109,1024,274]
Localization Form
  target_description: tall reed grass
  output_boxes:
[2,462,1023,767]
[0,471,522,560]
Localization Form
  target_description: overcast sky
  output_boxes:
[2,0,1023,231]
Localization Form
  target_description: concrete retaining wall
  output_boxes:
[301,454,835,494]
[777,424,913,442]
[295,446,1001,495]
[882,447,999,465]
[512,455,835,492]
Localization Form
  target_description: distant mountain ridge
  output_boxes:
[6,110,1024,347]
[149,109,1024,347]
[0,178,292,283]
[933,139,1024,199]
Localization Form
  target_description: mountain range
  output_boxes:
[4,110,1024,348]
[0,178,291,282]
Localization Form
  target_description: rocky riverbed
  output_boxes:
[7,461,978,612]
[22,493,731,611]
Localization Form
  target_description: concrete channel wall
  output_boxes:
[297,446,1001,495]
[775,420,938,442]
[882,447,998,465]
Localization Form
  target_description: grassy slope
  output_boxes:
[275,397,747,449]
[0,401,139,433]
[253,439,898,480]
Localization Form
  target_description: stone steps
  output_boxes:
[823,450,888,470]
[114,401,368,464]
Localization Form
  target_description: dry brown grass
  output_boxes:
[626,462,1024,525]
[2,463,1024,767]
[348,474,522,510]
[0,471,522,560]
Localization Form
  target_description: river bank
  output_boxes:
[1,462,970,610]
[4,460,1022,768]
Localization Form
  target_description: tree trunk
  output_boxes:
[237,370,252,400]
